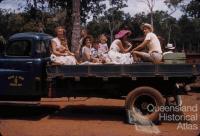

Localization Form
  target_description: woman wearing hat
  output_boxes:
[132,23,163,63]
[108,30,134,64]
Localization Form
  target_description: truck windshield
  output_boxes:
[6,40,32,56]
[0,42,5,55]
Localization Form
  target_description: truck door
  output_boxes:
[0,39,37,96]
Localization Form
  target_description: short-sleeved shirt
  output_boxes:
[145,32,162,53]
[91,48,98,58]
[52,37,62,49]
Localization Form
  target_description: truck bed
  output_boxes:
[46,63,200,79]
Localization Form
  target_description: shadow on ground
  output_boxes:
[0,104,188,123]
[0,104,126,122]
[0,104,59,120]
[48,105,126,122]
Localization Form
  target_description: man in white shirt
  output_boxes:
[132,23,163,63]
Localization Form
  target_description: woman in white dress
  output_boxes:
[108,30,134,64]
[50,26,77,65]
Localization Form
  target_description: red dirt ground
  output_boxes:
[0,92,199,136]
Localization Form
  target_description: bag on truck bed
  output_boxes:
[163,53,186,64]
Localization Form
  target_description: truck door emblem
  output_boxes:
[8,76,24,87]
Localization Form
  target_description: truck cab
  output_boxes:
[0,32,53,100]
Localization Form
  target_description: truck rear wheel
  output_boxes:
[125,86,165,124]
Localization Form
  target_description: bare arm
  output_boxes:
[117,40,132,53]
[82,47,92,61]
[51,40,66,56]
[105,45,109,52]
[132,40,149,51]
[125,41,133,51]
[83,47,99,62]
[84,52,91,61]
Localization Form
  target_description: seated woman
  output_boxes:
[81,35,100,63]
[108,30,134,64]
[50,26,77,65]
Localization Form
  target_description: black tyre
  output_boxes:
[125,86,165,124]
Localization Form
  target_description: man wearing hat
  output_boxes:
[163,43,175,56]
[132,23,163,63]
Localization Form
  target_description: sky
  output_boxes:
[0,0,26,12]
[123,0,182,18]
[0,0,190,19]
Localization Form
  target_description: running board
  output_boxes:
[0,101,40,106]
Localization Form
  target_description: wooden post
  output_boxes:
[48,79,53,98]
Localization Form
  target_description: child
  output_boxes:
[59,38,75,56]
[98,34,108,55]
[91,41,99,59]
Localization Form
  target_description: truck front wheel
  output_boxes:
[125,86,165,124]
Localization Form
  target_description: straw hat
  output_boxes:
[115,30,132,39]
[140,23,153,32]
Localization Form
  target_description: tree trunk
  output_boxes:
[71,0,81,57]
[108,21,113,42]
[33,0,37,9]
[110,30,114,43]
[150,8,153,28]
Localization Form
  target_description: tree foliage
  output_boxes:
[0,0,199,53]
[183,0,200,18]
[164,0,184,15]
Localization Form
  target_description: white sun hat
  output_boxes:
[165,43,175,49]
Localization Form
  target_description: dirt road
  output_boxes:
[0,92,200,136]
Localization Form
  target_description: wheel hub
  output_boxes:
[141,102,148,110]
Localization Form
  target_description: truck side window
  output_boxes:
[6,40,32,56]
[36,41,47,54]
[45,40,51,56]
[35,40,51,57]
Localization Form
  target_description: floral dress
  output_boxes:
[108,39,134,64]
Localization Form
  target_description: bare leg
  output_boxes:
[131,51,140,62]
[132,51,152,62]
